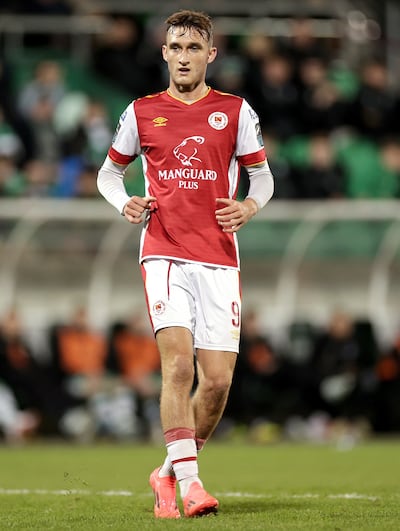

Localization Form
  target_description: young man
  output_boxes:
[97,10,274,518]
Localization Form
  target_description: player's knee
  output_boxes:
[203,374,232,401]
[163,354,194,388]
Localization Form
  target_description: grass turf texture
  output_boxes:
[0,440,399,530]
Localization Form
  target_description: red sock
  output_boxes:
[196,437,207,451]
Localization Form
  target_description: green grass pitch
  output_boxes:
[0,440,399,529]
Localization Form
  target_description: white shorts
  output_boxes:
[141,259,241,352]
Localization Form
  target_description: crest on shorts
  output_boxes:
[208,112,228,130]
[153,300,166,315]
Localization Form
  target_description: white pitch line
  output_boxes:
[328,493,379,501]
[0,488,380,501]
[100,490,133,496]
[216,492,270,498]
[290,494,320,498]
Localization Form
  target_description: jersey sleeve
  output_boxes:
[236,100,266,167]
[108,102,141,165]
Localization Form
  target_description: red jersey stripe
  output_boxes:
[237,148,266,167]
[108,146,136,166]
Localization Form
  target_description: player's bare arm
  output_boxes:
[123,196,157,224]
[215,197,258,233]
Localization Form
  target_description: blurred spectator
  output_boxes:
[338,136,400,198]
[50,306,137,440]
[54,161,99,199]
[75,164,100,198]
[22,159,57,196]
[212,55,247,97]
[0,380,39,443]
[0,55,34,163]
[227,309,290,426]
[59,98,113,165]
[49,305,107,397]
[255,54,300,140]
[0,106,25,161]
[134,15,169,93]
[261,130,296,199]
[297,56,346,134]
[240,33,276,106]
[0,57,15,117]
[284,320,318,367]
[0,155,26,197]
[307,310,377,422]
[54,98,113,197]
[78,99,113,165]
[18,60,65,161]
[292,133,345,199]
[18,60,66,118]
[91,15,155,98]
[328,59,360,102]
[280,16,331,81]
[107,311,162,441]
[0,308,73,437]
[207,31,249,98]
[348,60,400,140]
[374,332,400,432]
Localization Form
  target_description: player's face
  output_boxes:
[162,27,217,93]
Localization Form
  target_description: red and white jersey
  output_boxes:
[108,88,266,269]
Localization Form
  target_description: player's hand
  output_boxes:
[122,195,157,224]
[215,197,258,233]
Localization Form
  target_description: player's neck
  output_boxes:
[167,83,210,104]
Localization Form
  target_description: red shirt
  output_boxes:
[108,89,265,269]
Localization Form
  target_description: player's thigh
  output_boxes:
[196,349,237,386]
[156,326,194,362]
[193,266,241,352]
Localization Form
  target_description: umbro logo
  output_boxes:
[153,116,168,127]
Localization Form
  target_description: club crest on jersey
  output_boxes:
[208,112,228,130]
[173,136,204,167]
[153,300,166,315]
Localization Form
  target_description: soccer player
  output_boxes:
[97,10,274,518]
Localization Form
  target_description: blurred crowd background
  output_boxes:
[1,0,400,201]
[0,0,400,444]
[1,303,400,445]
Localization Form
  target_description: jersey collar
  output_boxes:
[166,86,211,105]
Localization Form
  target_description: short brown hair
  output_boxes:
[165,10,213,44]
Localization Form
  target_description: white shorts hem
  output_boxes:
[154,322,192,334]
[194,343,239,353]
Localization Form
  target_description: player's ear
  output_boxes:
[207,47,217,65]
[162,44,168,61]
